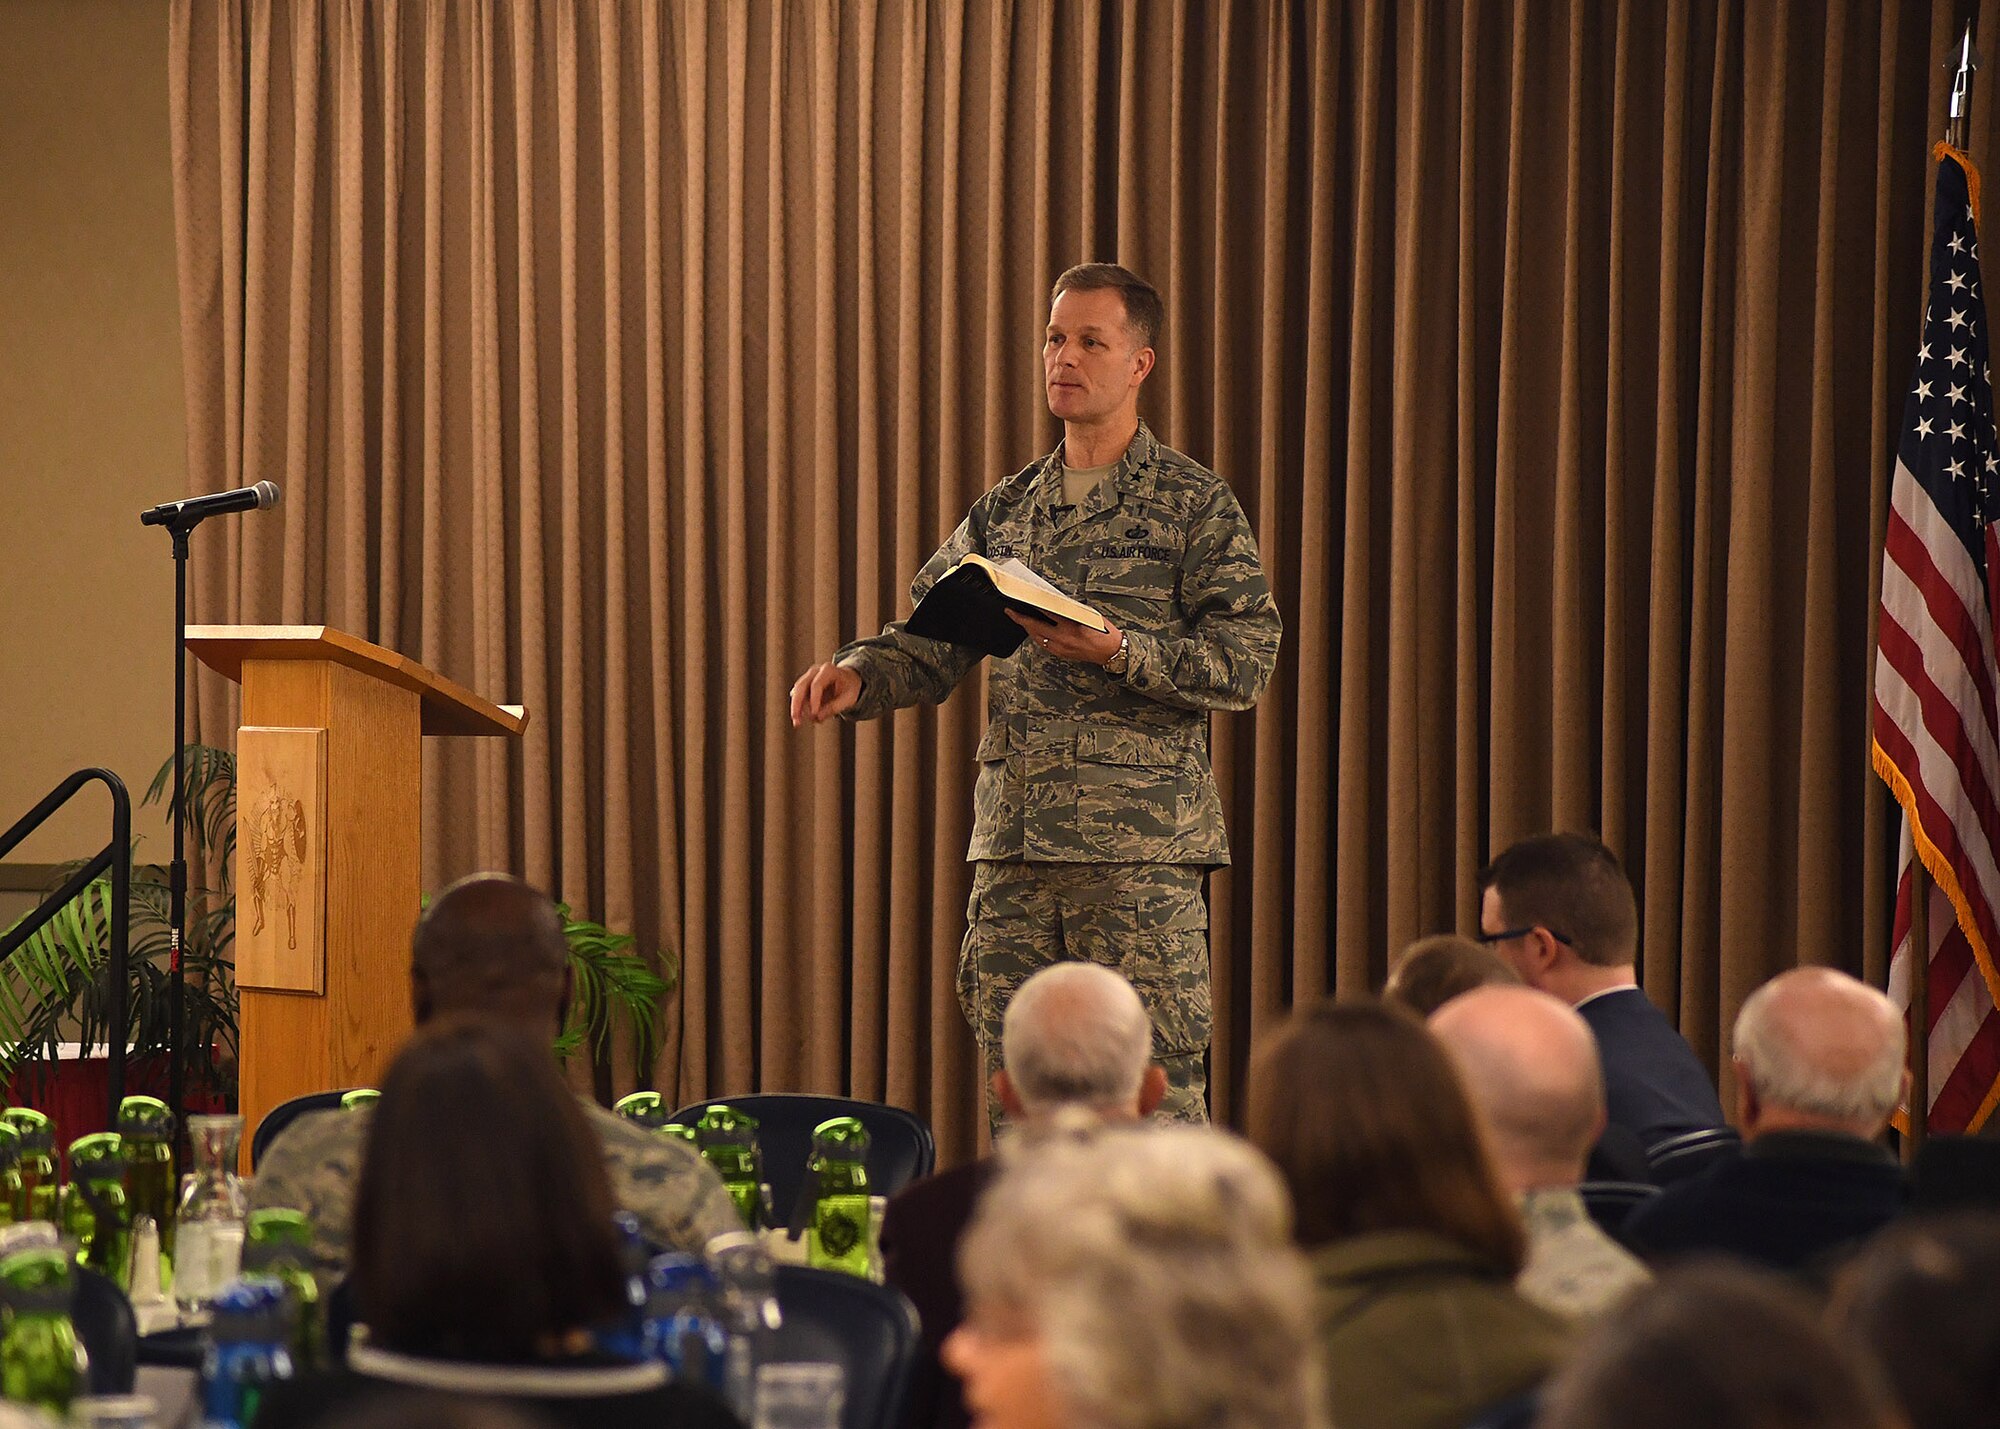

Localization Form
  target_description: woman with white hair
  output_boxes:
[941,1122,1325,1429]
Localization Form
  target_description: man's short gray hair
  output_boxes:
[960,1125,1325,1429]
[1002,963,1154,1115]
[1732,968,1905,1127]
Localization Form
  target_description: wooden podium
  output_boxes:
[185,626,526,1165]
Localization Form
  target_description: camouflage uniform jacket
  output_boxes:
[835,422,1280,864]
[249,1098,744,1280]
[1515,1187,1652,1323]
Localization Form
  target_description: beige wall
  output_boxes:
[0,0,183,871]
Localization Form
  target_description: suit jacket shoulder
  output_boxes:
[1577,988,1727,1147]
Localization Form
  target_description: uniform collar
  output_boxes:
[1036,422,1159,530]
[1515,1186,1592,1233]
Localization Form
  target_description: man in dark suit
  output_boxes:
[1478,833,1727,1154]
[1622,967,1907,1272]
[880,963,1166,1429]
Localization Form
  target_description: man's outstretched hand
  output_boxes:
[790,661,862,726]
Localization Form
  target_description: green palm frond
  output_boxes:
[553,903,675,1069]
[145,744,236,893]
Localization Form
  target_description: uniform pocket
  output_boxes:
[1119,883,1212,1055]
[1087,560,1177,627]
[957,874,1037,1047]
[974,721,1009,761]
[1075,729,1188,859]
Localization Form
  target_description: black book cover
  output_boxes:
[906,563,1035,656]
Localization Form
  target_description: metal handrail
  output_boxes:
[0,769,131,1125]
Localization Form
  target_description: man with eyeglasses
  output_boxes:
[1476,833,1726,1154]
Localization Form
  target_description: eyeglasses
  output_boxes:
[1476,925,1573,947]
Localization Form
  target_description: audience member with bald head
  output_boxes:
[251,874,742,1278]
[884,962,1165,1429]
[1623,967,1909,1273]
[409,874,573,1031]
[996,961,1169,1121]
[1431,986,1651,1320]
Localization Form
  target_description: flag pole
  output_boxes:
[1908,864,1929,1164]
[1950,21,1975,153]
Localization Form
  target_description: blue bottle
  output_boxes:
[596,1212,654,1362]
[200,1278,295,1429]
[643,1253,729,1392]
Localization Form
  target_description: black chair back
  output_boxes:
[770,1265,921,1429]
[668,1094,936,1218]
[72,1264,137,1394]
[251,1088,359,1170]
[1645,1126,1742,1185]
[1912,1134,2000,1212]
[1578,1180,1661,1239]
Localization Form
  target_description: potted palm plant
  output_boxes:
[0,745,675,1106]
[0,745,239,1107]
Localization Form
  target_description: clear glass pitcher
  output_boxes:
[173,1115,247,1315]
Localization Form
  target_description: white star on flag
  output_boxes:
[1950,230,1967,253]
[1950,383,1968,405]
[1919,416,1935,437]
[1949,309,1969,330]
[1949,419,1967,442]
[1950,346,1971,367]
[1949,456,1966,478]
[1918,379,1935,399]
[1949,271,1970,291]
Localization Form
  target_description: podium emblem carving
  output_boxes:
[248,783,308,950]
[235,726,327,993]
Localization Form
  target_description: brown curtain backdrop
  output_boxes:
[166,0,2000,1165]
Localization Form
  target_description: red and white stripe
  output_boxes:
[1876,456,2000,1132]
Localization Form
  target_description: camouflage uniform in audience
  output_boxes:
[1515,1187,1652,1323]
[250,1100,743,1279]
[836,422,1280,1124]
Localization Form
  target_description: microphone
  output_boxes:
[140,481,281,528]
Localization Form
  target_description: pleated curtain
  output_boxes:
[168,0,2000,1166]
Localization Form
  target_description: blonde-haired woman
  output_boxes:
[942,1122,1325,1429]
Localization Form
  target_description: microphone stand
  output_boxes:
[157,516,196,1164]
[138,484,277,1168]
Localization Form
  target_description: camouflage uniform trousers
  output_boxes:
[958,858,1211,1131]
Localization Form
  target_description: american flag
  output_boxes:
[1875,146,2000,1134]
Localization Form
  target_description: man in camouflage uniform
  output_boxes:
[791,263,1281,1125]
[250,874,741,1279]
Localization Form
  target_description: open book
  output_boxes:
[905,553,1107,657]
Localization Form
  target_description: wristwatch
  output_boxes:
[1104,634,1132,678]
